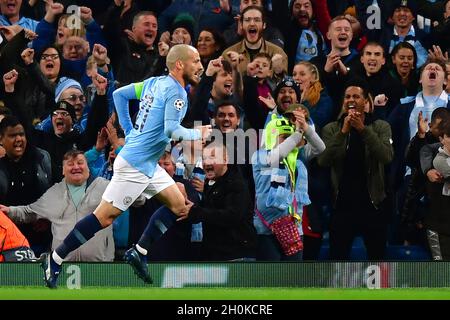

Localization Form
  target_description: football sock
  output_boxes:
[137,206,177,252]
[55,213,103,260]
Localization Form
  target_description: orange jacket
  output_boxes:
[0,211,30,262]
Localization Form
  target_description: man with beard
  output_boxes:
[40,45,212,288]
[318,82,394,260]
[222,0,285,49]
[272,0,327,71]
[310,15,360,120]
[222,5,288,77]
[243,76,301,130]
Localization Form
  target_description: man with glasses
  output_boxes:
[222,5,288,76]
[33,76,109,184]
[55,77,87,124]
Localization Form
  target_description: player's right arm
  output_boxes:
[112,82,144,135]
[164,93,206,142]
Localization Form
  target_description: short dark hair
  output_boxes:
[0,115,22,136]
[214,100,241,118]
[63,149,85,162]
[252,52,272,68]
[431,107,450,123]
[361,41,385,58]
[344,77,370,99]
[212,59,233,81]
[132,11,157,26]
[420,58,447,77]
[438,118,450,137]
[241,5,265,22]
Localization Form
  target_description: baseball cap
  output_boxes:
[283,103,310,121]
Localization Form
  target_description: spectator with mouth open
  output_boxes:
[388,58,450,221]
[0,0,38,32]
[310,15,360,121]
[3,70,110,184]
[103,8,165,86]
[222,5,288,81]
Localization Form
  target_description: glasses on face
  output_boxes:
[63,94,86,104]
[41,54,60,60]
[243,17,263,23]
[52,111,70,117]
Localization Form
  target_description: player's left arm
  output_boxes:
[164,94,201,141]
[112,82,143,135]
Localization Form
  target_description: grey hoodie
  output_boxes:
[7,177,114,262]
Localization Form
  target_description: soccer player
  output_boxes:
[41,44,211,288]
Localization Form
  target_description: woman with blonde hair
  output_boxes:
[292,61,333,131]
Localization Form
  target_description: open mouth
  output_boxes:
[13,143,23,152]
[55,119,65,130]
[45,62,54,69]
[338,35,348,42]
[70,170,83,175]
[429,71,437,80]
[144,32,154,41]
[367,61,377,68]
[221,121,232,130]
[248,28,258,36]
[193,69,203,82]
[6,3,16,11]
[298,13,309,21]
[223,83,232,94]
[281,97,292,108]
[204,165,214,174]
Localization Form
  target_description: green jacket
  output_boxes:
[317,118,394,207]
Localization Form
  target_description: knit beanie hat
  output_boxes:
[273,77,301,106]
[54,77,83,102]
[170,13,196,41]
[53,100,76,122]
[390,0,418,17]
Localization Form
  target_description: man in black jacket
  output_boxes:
[3,69,110,183]
[129,141,257,267]
[188,141,257,260]
[0,115,53,256]
[103,8,165,86]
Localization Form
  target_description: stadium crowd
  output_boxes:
[0,0,450,263]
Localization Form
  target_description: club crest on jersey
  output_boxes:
[174,99,185,111]
[123,196,133,206]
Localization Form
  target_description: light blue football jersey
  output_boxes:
[113,75,201,177]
